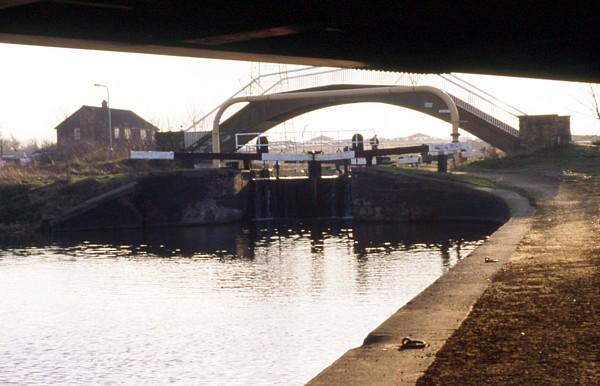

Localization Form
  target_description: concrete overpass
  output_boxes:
[1,2,599,82]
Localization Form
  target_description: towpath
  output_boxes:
[419,170,599,385]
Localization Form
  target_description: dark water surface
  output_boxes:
[0,221,498,385]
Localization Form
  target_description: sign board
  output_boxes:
[398,155,422,164]
[262,151,355,162]
[130,151,174,160]
[428,142,471,153]
[351,157,376,165]
[314,151,355,161]
[261,153,312,162]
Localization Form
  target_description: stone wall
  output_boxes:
[351,168,510,223]
[519,114,571,152]
[51,167,512,231]
[51,169,251,231]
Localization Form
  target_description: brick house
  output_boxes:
[55,101,159,155]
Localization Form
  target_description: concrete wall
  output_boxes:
[519,114,571,152]
[351,168,510,223]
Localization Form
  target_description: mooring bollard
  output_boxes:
[307,159,322,216]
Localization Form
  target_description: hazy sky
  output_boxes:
[1,43,599,143]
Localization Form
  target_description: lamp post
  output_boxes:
[94,83,113,159]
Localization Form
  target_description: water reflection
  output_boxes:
[0,221,498,385]
[1,221,497,263]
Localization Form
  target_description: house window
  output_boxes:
[73,127,81,140]
[124,128,131,139]
[114,127,120,139]
[140,129,146,140]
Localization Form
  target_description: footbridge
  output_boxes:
[185,68,525,154]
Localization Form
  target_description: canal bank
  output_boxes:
[46,167,511,231]
[417,171,599,385]
[308,180,535,385]
[311,144,600,385]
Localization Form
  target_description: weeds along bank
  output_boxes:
[0,158,177,234]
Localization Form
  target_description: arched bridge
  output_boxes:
[190,84,521,154]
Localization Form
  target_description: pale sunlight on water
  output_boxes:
[0,221,497,385]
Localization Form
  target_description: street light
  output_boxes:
[94,83,113,159]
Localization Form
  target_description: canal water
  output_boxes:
[0,221,498,385]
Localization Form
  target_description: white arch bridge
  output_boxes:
[183,68,526,154]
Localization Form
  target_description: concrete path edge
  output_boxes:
[307,187,534,386]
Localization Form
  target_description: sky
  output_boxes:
[1,42,599,144]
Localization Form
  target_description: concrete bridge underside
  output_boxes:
[192,85,521,154]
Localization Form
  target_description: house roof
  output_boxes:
[54,105,159,131]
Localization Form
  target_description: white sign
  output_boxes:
[398,155,422,164]
[428,142,471,153]
[261,153,312,162]
[314,151,355,161]
[130,151,175,160]
[351,157,376,165]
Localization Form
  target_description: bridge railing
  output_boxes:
[185,67,524,149]
[426,74,522,136]
[183,66,324,133]
[258,69,522,135]
[234,128,378,154]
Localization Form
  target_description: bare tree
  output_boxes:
[22,139,40,153]
[163,116,177,132]
[573,83,600,121]
[8,134,21,153]
[148,116,162,131]
[183,105,205,131]
[589,84,600,121]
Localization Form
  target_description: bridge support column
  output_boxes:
[451,131,460,143]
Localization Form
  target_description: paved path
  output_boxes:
[418,172,600,385]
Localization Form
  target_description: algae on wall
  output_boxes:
[351,168,510,223]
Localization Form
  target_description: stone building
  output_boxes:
[519,114,571,152]
[55,101,158,156]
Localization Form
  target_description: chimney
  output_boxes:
[101,100,108,108]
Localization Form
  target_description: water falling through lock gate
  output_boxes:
[252,174,352,220]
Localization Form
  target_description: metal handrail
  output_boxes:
[447,73,527,116]
[184,66,319,132]
[185,67,524,149]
